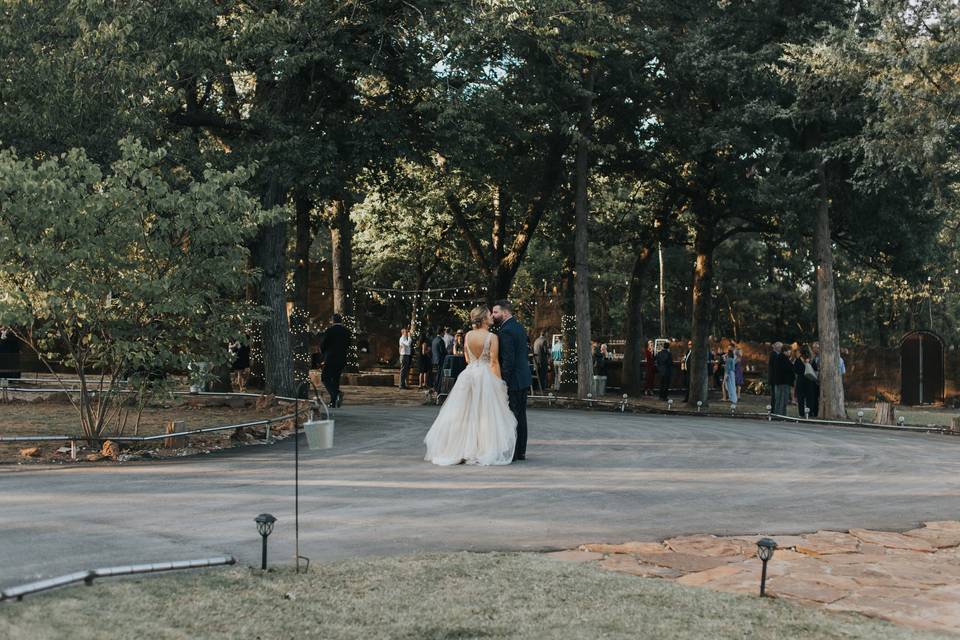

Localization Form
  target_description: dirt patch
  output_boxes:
[0,394,292,465]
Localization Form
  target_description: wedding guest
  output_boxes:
[724,346,738,404]
[418,340,432,388]
[796,347,818,418]
[453,330,465,356]
[714,346,726,398]
[551,337,564,390]
[682,340,693,402]
[320,314,350,408]
[398,327,412,389]
[442,327,454,353]
[532,331,549,392]
[644,340,656,396]
[734,347,745,398]
[773,343,795,416]
[655,342,673,400]
[592,340,609,377]
[431,328,448,393]
[228,337,251,392]
[768,341,782,406]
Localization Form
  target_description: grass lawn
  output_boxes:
[0,553,948,640]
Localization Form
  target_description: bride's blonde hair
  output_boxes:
[470,305,490,329]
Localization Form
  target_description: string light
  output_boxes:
[560,314,578,386]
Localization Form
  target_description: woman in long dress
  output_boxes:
[724,346,738,404]
[424,306,517,466]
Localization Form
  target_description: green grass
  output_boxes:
[0,553,948,640]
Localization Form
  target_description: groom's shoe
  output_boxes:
[513,455,526,461]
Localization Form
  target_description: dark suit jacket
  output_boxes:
[767,351,778,387]
[431,335,447,366]
[497,317,532,391]
[320,324,350,369]
[774,353,796,386]
[655,348,673,376]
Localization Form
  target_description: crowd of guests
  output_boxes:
[394,323,846,417]
[767,341,845,417]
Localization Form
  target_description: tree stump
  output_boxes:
[164,420,186,449]
[874,402,895,425]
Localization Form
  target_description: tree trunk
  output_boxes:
[252,178,295,397]
[488,268,517,305]
[330,199,355,318]
[623,244,653,396]
[687,224,715,408]
[330,198,359,372]
[573,66,596,399]
[814,160,846,419]
[291,193,313,389]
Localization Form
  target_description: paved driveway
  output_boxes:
[3,406,960,586]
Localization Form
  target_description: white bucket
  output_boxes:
[304,419,334,450]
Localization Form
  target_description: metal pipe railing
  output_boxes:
[527,393,956,435]
[1,556,236,601]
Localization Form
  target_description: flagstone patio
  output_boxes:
[548,521,960,634]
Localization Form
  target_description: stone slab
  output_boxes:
[795,531,860,556]
[579,541,666,555]
[849,528,936,552]
[634,552,738,574]
[663,534,751,557]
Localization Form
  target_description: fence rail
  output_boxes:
[528,393,958,435]
[1,556,236,601]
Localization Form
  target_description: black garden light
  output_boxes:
[756,537,777,596]
[255,513,277,570]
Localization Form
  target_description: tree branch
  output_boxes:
[446,193,492,276]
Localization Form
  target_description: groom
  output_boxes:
[492,300,532,461]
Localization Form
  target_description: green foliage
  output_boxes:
[0,138,271,437]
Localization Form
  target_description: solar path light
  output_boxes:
[255,513,277,570]
[756,538,777,596]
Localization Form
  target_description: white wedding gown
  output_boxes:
[424,332,517,466]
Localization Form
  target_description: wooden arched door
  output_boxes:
[900,331,944,405]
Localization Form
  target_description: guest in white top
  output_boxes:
[398,327,413,389]
[443,327,454,352]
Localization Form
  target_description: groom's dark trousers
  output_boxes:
[508,388,529,459]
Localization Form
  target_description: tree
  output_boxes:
[0,139,269,438]
[774,0,951,417]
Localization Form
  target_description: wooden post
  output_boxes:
[164,420,186,448]
[951,416,960,435]
[874,402,894,426]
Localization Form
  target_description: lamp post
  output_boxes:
[766,404,772,422]
[255,513,277,570]
[696,400,702,413]
[756,538,777,596]
[857,410,864,424]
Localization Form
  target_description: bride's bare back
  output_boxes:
[465,329,501,378]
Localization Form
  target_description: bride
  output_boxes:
[424,306,517,466]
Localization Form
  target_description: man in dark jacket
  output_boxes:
[655,342,673,400]
[768,341,782,407]
[320,314,350,407]
[493,300,532,461]
[431,329,447,393]
[773,343,795,416]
